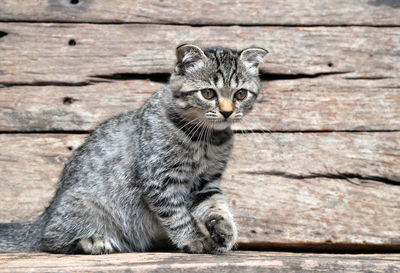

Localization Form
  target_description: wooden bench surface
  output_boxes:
[0,252,399,273]
[0,0,399,265]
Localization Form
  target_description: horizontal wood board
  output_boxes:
[1,0,400,26]
[1,252,400,272]
[1,24,400,83]
[1,133,399,246]
[1,77,399,132]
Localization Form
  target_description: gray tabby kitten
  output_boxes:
[0,44,267,254]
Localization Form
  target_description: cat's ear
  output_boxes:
[175,44,207,75]
[239,47,268,75]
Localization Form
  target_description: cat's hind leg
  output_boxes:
[70,236,116,254]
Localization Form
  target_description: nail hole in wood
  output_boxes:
[70,0,79,5]
[67,146,73,151]
[63,97,76,105]
[328,62,333,67]
[68,39,76,46]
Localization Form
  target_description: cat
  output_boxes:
[0,44,267,254]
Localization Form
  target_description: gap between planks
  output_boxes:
[2,20,400,27]
[238,242,400,254]
[0,71,354,87]
[0,130,399,135]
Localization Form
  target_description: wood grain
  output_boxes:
[1,77,399,132]
[1,133,399,245]
[1,0,400,26]
[0,134,84,223]
[0,81,162,132]
[1,0,400,255]
[0,252,399,273]
[1,24,400,83]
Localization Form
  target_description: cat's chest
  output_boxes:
[183,143,230,176]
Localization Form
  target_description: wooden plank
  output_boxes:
[0,134,85,223]
[1,24,400,83]
[0,133,399,246]
[1,77,399,132]
[0,252,400,272]
[1,0,400,26]
[230,133,400,245]
[0,81,162,132]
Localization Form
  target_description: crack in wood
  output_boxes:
[234,129,400,133]
[91,71,351,84]
[259,71,351,81]
[239,242,400,254]
[95,71,352,83]
[0,71,359,88]
[245,170,400,186]
[0,81,93,88]
[0,31,7,38]
[368,0,400,8]
[0,129,399,134]
[1,129,399,135]
[1,20,400,27]
[345,76,393,80]
[91,73,170,83]
[0,130,89,134]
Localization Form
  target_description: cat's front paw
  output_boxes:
[206,215,237,253]
[182,236,214,254]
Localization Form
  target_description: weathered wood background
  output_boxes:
[1,0,400,261]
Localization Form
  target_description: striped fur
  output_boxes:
[0,45,267,254]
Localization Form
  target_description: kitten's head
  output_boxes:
[169,44,268,130]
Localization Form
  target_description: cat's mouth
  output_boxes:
[205,119,234,130]
[180,109,240,130]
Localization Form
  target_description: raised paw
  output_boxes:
[206,215,237,253]
[73,237,115,254]
[182,236,214,254]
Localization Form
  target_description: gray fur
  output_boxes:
[0,45,267,254]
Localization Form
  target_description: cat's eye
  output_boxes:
[201,89,216,100]
[234,89,248,100]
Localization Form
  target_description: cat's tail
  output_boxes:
[0,219,43,252]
